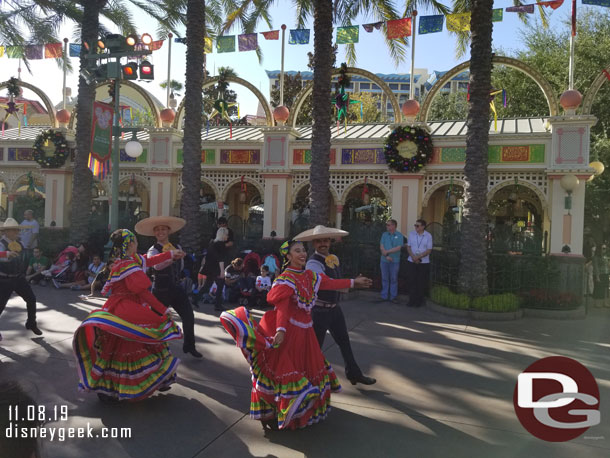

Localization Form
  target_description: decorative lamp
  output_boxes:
[273,105,290,126]
[160,108,176,127]
[401,99,420,119]
[169,91,178,109]
[125,132,143,158]
[560,174,579,210]
[64,87,72,98]
[559,89,583,114]
[56,109,71,126]
[590,161,605,176]
[448,193,457,207]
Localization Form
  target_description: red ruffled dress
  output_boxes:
[220,267,352,429]
[73,251,183,401]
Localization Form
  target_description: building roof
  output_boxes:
[426,70,469,87]
[0,118,549,144]
[265,70,421,84]
[0,97,48,114]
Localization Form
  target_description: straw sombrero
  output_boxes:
[293,225,349,242]
[0,218,25,230]
[135,216,186,236]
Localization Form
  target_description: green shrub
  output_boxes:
[472,293,521,312]
[38,227,70,260]
[430,285,471,309]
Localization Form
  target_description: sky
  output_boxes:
[0,2,578,117]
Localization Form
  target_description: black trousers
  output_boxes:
[407,262,430,306]
[0,276,37,324]
[312,305,362,379]
[153,284,196,349]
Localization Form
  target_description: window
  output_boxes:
[360,82,371,90]
[389,83,399,90]
[400,84,410,91]
[387,103,393,110]
[372,84,381,91]
[457,82,468,92]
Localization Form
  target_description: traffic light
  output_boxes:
[122,63,138,80]
[139,60,154,80]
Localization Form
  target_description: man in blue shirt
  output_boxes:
[379,219,404,303]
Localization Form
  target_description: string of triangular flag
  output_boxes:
[0,40,165,59]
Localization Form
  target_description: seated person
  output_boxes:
[25,247,50,286]
[69,254,105,291]
[224,257,244,303]
[42,251,75,283]
[79,258,114,299]
[254,265,272,308]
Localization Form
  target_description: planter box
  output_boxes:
[427,301,523,321]
[522,305,586,320]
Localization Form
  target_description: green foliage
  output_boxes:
[347,92,382,123]
[38,227,70,259]
[430,285,521,312]
[472,293,521,312]
[14,195,45,226]
[204,68,238,122]
[430,285,471,309]
[428,92,469,121]
[270,72,313,125]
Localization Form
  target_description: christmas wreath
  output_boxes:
[33,130,69,168]
[383,125,433,173]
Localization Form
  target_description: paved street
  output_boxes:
[1,287,609,458]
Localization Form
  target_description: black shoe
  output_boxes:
[158,385,172,392]
[25,321,43,336]
[97,393,119,403]
[183,345,203,358]
[348,375,376,386]
[261,418,279,431]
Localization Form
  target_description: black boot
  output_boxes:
[25,321,42,336]
[348,374,376,386]
[183,344,203,358]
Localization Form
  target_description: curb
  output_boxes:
[427,301,523,321]
[522,305,586,320]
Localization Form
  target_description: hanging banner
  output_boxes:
[149,40,164,51]
[582,0,610,5]
[362,21,383,33]
[337,26,359,44]
[289,29,310,44]
[538,0,564,9]
[217,35,236,53]
[90,101,113,163]
[238,33,258,51]
[386,18,411,39]
[0,47,4,58]
[174,37,187,44]
[446,13,471,32]
[492,8,504,22]
[204,37,213,54]
[419,15,444,34]
[261,30,280,40]
[69,43,81,56]
[44,43,63,58]
[506,4,535,13]
[25,45,43,60]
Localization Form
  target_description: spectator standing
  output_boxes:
[20,209,39,269]
[217,216,235,258]
[197,228,229,311]
[406,219,434,307]
[25,247,50,285]
[379,219,405,303]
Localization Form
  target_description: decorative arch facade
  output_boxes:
[419,56,561,122]
[173,76,274,128]
[287,67,402,127]
[0,80,58,127]
[581,64,610,115]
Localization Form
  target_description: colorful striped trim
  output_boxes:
[101,254,147,295]
[273,268,322,312]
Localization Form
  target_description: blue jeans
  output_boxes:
[380,260,400,300]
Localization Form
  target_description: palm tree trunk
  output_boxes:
[71,0,106,243]
[458,0,493,296]
[309,0,334,226]
[180,0,205,251]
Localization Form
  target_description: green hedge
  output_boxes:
[430,286,521,312]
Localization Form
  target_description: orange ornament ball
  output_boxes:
[401,99,420,117]
[160,108,176,124]
[273,105,290,123]
[56,109,71,124]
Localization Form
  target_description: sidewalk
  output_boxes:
[1,287,609,458]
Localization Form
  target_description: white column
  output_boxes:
[335,204,343,229]
[262,174,291,238]
[44,170,70,227]
[390,174,423,235]
[148,172,173,217]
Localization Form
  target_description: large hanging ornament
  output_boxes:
[332,63,362,129]
[32,130,69,168]
[384,125,433,173]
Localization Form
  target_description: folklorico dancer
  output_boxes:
[73,229,185,402]
[296,225,376,386]
[220,239,372,430]
[0,218,42,338]
[135,216,202,358]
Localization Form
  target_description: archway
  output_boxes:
[487,183,545,254]
[116,175,149,228]
[422,182,465,250]
[173,76,274,129]
[341,183,389,230]
[287,67,402,127]
[419,56,561,122]
[11,173,45,225]
[0,80,58,127]
[224,180,264,241]
[68,80,162,129]
[581,64,610,115]
[289,182,338,236]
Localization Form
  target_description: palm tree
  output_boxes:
[179,0,206,251]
